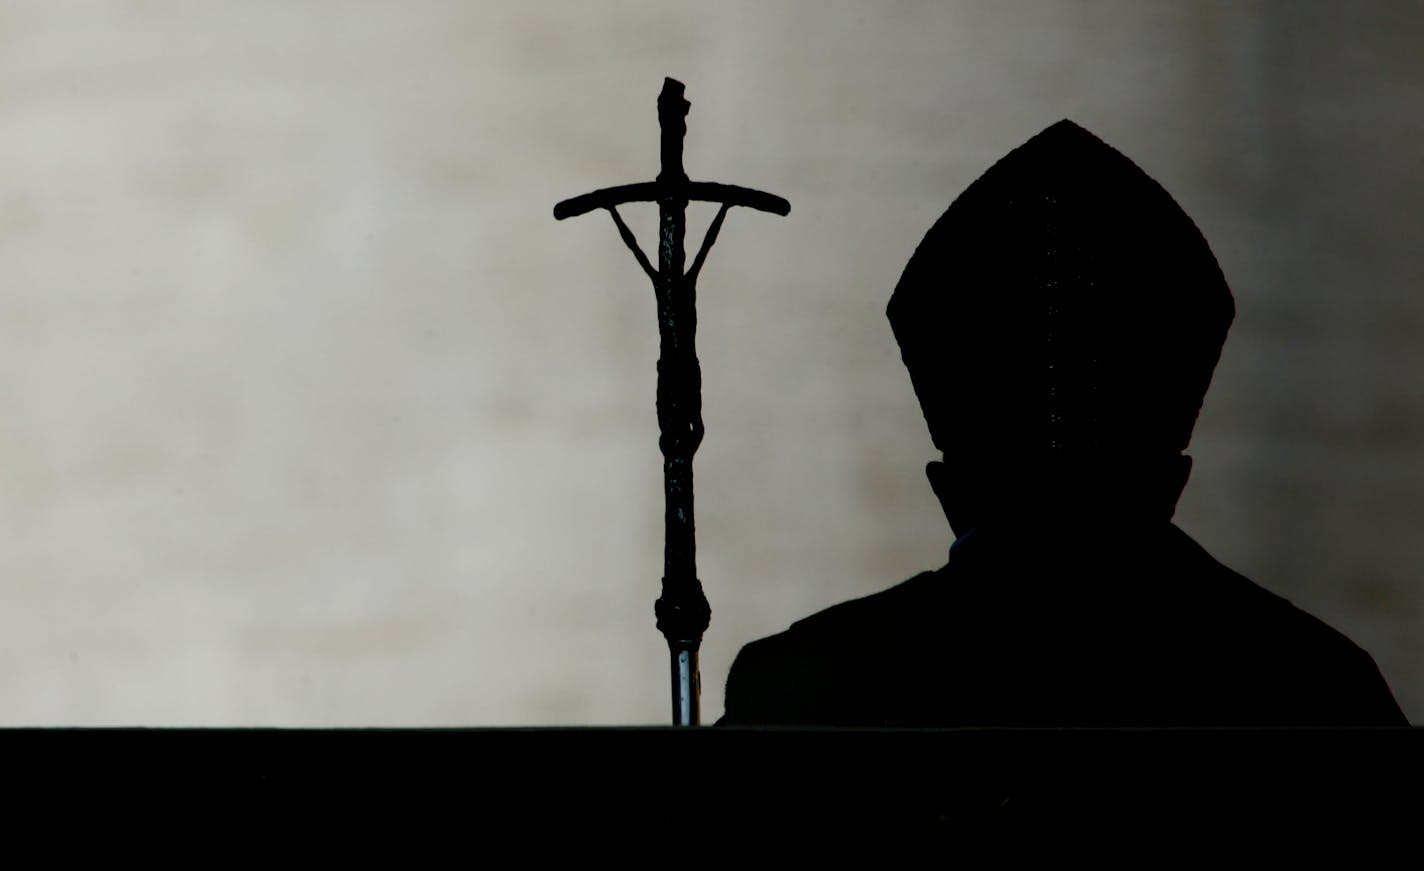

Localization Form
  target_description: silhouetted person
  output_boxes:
[721,121,1407,727]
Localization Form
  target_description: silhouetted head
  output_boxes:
[887,121,1234,537]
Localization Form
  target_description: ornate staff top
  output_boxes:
[554,78,789,725]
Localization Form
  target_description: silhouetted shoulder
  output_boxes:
[721,528,1408,726]
[720,572,939,726]
[719,630,831,725]
[1161,529,1408,726]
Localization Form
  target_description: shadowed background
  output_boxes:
[0,1,1418,724]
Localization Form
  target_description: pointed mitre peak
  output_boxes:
[886,119,1235,459]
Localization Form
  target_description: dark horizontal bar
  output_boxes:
[4,726,1416,788]
[554,180,790,220]
[6,727,1417,843]
[685,181,790,216]
[554,181,660,219]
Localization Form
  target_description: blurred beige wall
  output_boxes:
[0,1,1418,725]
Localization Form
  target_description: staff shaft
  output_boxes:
[653,80,709,726]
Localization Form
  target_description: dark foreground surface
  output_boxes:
[6,727,1419,853]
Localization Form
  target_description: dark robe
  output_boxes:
[721,523,1407,727]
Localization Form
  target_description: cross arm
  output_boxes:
[554,182,660,221]
[685,181,790,217]
[553,180,790,221]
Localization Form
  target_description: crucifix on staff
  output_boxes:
[554,78,789,726]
